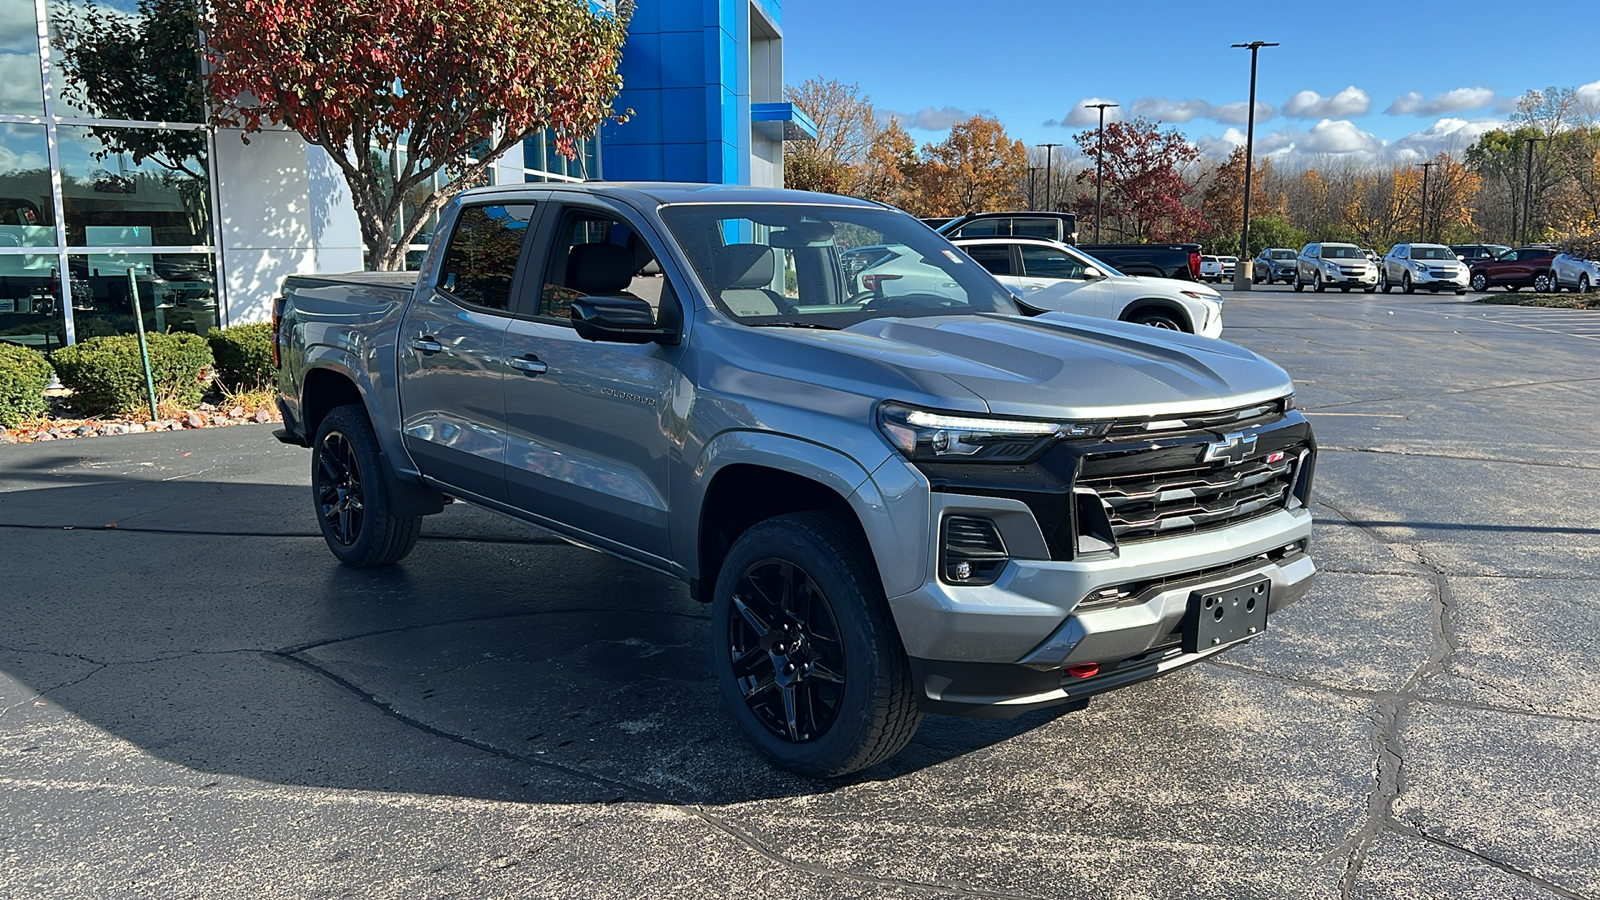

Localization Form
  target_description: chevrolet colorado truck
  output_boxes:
[274,183,1317,777]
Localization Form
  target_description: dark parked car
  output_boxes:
[1451,244,1512,265]
[1468,246,1559,293]
[933,211,1079,244]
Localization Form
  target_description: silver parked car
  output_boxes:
[1551,252,1600,292]
[1380,243,1469,294]
[1294,242,1378,293]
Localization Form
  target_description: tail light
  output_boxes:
[1188,251,1201,280]
[270,290,287,368]
[862,273,902,292]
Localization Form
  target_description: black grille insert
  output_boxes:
[1079,448,1302,544]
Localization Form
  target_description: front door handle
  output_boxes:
[509,355,548,376]
[410,337,443,353]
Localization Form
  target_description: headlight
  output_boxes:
[1180,289,1221,303]
[877,402,1106,463]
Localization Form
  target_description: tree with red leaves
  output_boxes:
[1074,117,1205,242]
[205,0,632,269]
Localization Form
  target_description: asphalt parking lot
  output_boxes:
[4,290,1599,899]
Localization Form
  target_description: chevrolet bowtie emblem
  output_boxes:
[1202,431,1257,465]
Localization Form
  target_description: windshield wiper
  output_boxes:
[747,321,840,330]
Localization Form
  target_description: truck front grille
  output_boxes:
[1077,446,1304,545]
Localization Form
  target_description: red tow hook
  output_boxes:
[1065,663,1100,679]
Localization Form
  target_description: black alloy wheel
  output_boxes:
[316,430,364,546]
[726,558,847,744]
[711,511,921,778]
[309,404,423,567]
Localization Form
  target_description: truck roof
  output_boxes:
[457,181,885,208]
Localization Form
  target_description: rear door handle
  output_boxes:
[410,337,443,353]
[509,355,548,376]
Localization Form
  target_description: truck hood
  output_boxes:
[832,312,1292,419]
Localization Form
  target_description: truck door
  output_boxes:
[397,200,540,502]
[499,200,685,564]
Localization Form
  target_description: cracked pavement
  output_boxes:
[3,289,1598,898]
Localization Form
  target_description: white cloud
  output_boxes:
[1048,98,1123,128]
[902,105,972,131]
[1283,86,1371,119]
[1212,100,1276,125]
[1129,97,1211,123]
[1387,117,1504,162]
[1195,114,1504,168]
[1386,87,1497,116]
[1578,80,1600,112]
[1300,119,1382,154]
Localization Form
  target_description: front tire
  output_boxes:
[1534,272,1555,293]
[1313,272,1326,293]
[1470,272,1488,292]
[1403,273,1415,295]
[711,511,921,778]
[1581,274,1591,293]
[1129,308,1187,331]
[311,404,422,567]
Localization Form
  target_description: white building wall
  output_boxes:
[212,128,362,326]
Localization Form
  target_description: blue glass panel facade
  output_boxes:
[601,0,782,185]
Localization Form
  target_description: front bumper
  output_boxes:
[1322,270,1378,287]
[1408,269,1469,290]
[889,501,1315,717]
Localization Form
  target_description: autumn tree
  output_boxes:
[855,117,922,212]
[917,116,1026,216]
[1072,117,1204,242]
[1199,147,1275,251]
[204,0,631,270]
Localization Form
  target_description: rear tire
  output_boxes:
[711,511,921,778]
[1380,270,1392,293]
[311,404,422,567]
[1470,272,1488,292]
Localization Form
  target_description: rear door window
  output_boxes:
[436,203,537,312]
[1019,245,1087,279]
[964,244,1013,276]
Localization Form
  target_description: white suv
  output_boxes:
[953,237,1224,337]
[1380,243,1468,294]
[1294,242,1378,293]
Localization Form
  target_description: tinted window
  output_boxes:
[950,220,1001,238]
[1415,247,1456,260]
[539,209,671,323]
[1321,245,1364,259]
[1009,218,1062,240]
[1270,250,1296,260]
[964,245,1013,276]
[1020,245,1088,279]
[437,203,536,311]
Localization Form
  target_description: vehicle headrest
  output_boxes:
[566,243,635,295]
[712,244,775,290]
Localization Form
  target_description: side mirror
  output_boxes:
[1083,266,1104,279]
[570,296,679,345]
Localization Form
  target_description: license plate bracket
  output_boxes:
[1184,577,1270,653]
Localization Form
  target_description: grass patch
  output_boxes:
[1473,293,1598,309]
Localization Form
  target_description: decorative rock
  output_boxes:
[198,402,216,412]
[47,428,64,439]
[127,423,146,433]
[184,413,205,429]
[229,406,245,419]
[74,425,95,436]
[168,421,184,431]
[253,409,272,424]
[35,433,54,441]
[0,433,16,444]
[211,414,229,427]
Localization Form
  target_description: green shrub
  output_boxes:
[52,332,214,417]
[0,342,53,428]
[207,322,275,390]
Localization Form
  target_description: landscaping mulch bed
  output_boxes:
[1473,292,1599,309]
[0,387,280,444]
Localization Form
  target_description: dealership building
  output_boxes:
[0,0,810,353]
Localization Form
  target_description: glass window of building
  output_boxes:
[0,0,46,116]
[0,123,55,247]
[57,124,210,248]
[47,0,204,124]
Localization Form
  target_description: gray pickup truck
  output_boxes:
[273,183,1317,777]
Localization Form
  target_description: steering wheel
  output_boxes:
[859,292,960,313]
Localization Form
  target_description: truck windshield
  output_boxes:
[659,204,1019,326]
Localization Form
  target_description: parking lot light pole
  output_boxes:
[1037,144,1061,212]
[1085,102,1118,243]
[1416,160,1435,241]
[1028,166,1041,210]
[1521,136,1547,246]
[1231,40,1277,291]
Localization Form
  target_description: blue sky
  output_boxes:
[781,0,1600,168]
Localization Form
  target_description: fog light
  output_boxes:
[953,561,973,580]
